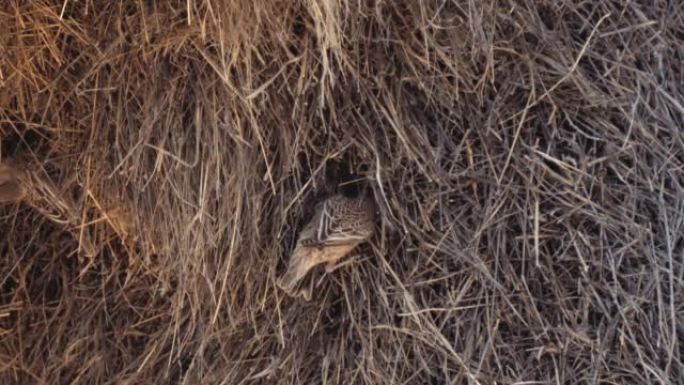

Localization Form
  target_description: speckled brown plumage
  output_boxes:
[277,192,376,299]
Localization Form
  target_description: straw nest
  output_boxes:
[1,1,682,384]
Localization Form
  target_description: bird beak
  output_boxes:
[277,246,318,297]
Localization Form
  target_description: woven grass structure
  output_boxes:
[1,1,683,384]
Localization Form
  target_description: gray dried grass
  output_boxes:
[0,0,683,384]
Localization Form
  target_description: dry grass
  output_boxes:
[1,0,683,384]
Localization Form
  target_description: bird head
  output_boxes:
[0,161,25,203]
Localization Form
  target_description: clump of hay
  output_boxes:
[1,1,682,384]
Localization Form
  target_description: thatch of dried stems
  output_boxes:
[1,1,683,384]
